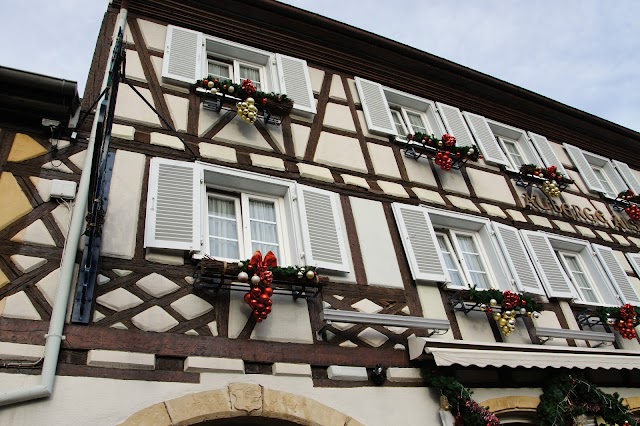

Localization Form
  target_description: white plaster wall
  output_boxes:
[455,311,496,342]
[368,143,401,179]
[314,132,367,173]
[416,285,454,341]
[114,85,161,127]
[402,155,437,187]
[102,150,146,260]
[0,372,442,426]
[350,197,404,288]
[137,19,167,53]
[214,116,273,151]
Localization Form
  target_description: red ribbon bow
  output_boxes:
[248,250,277,286]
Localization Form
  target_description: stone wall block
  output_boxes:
[165,390,237,426]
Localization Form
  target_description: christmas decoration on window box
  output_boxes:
[424,370,501,426]
[451,287,542,337]
[597,304,640,339]
[515,164,574,198]
[195,77,293,125]
[537,373,636,426]
[613,190,640,221]
[192,253,324,318]
[400,132,480,171]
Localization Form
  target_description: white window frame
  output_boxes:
[435,232,466,287]
[203,37,276,92]
[564,144,628,198]
[542,233,620,307]
[205,190,289,263]
[485,119,543,171]
[206,58,233,81]
[435,228,496,290]
[498,136,527,170]
[557,251,602,305]
[384,88,445,141]
[425,208,513,291]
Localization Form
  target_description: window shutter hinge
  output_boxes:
[292,195,298,201]
[200,178,204,184]
[300,252,305,259]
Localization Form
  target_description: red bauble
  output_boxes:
[265,299,273,306]
[264,287,273,296]
[243,293,252,304]
[256,303,265,312]
[250,287,262,298]
[265,306,272,313]
[259,293,270,303]
[249,298,258,308]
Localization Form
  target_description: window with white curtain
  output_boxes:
[435,229,494,289]
[207,56,266,90]
[206,190,284,262]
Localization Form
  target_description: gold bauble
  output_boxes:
[493,313,501,321]
[499,318,507,327]
[246,97,255,105]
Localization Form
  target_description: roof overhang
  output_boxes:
[409,336,640,370]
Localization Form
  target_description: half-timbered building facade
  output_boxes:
[2,1,640,424]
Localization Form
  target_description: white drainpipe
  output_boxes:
[0,4,128,407]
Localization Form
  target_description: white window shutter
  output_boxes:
[520,230,574,299]
[528,132,569,176]
[563,144,605,193]
[462,112,510,166]
[492,223,545,295]
[613,160,640,193]
[603,161,630,196]
[594,245,640,306]
[391,203,447,283]
[276,54,316,114]
[435,102,475,147]
[162,25,203,84]
[296,185,349,272]
[144,158,201,251]
[354,77,396,135]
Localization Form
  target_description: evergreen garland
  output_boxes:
[407,131,480,161]
[537,373,636,426]
[464,287,542,313]
[238,259,316,280]
[424,370,501,426]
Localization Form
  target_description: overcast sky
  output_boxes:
[1,1,638,132]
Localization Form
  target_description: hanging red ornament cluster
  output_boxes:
[502,290,521,309]
[241,78,257,96]
[619,190,640,220]
[435,150,454,171]
[612,304,638,339]
[406,131,480,171]
[242,251,277,322]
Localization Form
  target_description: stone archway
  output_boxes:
[119,383,363,426]
[479,396,540,424]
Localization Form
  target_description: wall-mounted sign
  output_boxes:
[522,194,639,235]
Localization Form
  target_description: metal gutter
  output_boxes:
[0,1,129,407]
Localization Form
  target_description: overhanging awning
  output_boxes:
[427,347,639,370]
[408,336,640,370]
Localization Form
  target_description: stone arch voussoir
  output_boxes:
[119,382,364,426]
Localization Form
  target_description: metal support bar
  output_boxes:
[124,79,198,159]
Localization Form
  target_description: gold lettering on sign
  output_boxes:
[561,204,575,220]
[612,215,629,231]
[583,207,596,222]
[594,211,608,226]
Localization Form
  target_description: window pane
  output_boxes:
[563,254,598,303]
[239,64,261,90]
[503,140,525,168]
[456,234,490,289]
[592,167,614,194]
[390,110,407,136]
[208,61,231,79]
[436,234,465,286]
[208,197,240,259]
[406,112,428,134]
[248,199,279,258]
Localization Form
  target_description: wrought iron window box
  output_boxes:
[577,308,640,329]
[609,195,640,213]
[450,292,529,318]
[195,87,285,126]
[393,136,471,170]
[192,257,325,301]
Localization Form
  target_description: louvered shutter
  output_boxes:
[625,253,640,303]
[435,102,475,147]
[613,160,640,193]
[162,25,203,84]
[594,245,640,306]
[528,132,569,176]
[492,223,545,295]
[145,158,201,251]
[354,77,396,135]
[391,203,447,283]
[563,144,606,193]
[520,230,574,299]
[296,185,349,272]
[462,112,510,166]
[276,54,316,114]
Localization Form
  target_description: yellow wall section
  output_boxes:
[0,172,32,231]
[0,269,8,289]
[7,133,47,162]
